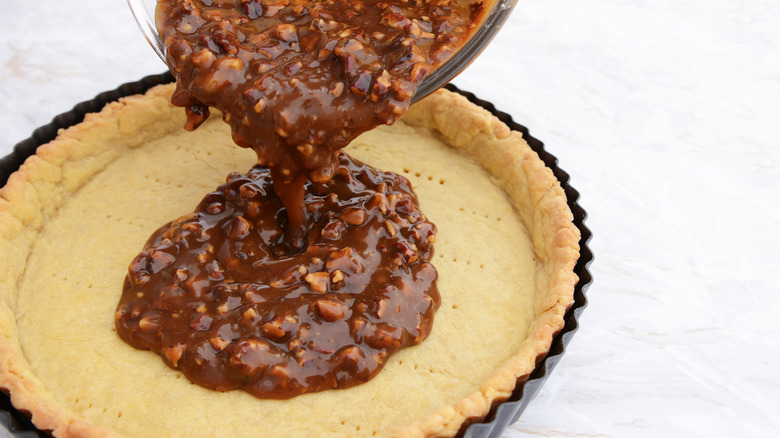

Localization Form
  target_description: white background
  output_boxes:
[1,0,779,436]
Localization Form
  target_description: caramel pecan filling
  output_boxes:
[116,154,439,398]
[157,0,480,247]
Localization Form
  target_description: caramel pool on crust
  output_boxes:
[115,154,440,399]
[0,85,579,438]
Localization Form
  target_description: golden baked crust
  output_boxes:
[0,84,579,437]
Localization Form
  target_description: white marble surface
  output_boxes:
[1,0,779,436]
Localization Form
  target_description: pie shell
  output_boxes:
[0,83,579,437]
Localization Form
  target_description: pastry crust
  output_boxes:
[393,90,579,437]
[0,84,579,437]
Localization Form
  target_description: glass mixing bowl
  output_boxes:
[127,0,518,102]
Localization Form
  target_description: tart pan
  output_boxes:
[0,73,592,438]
